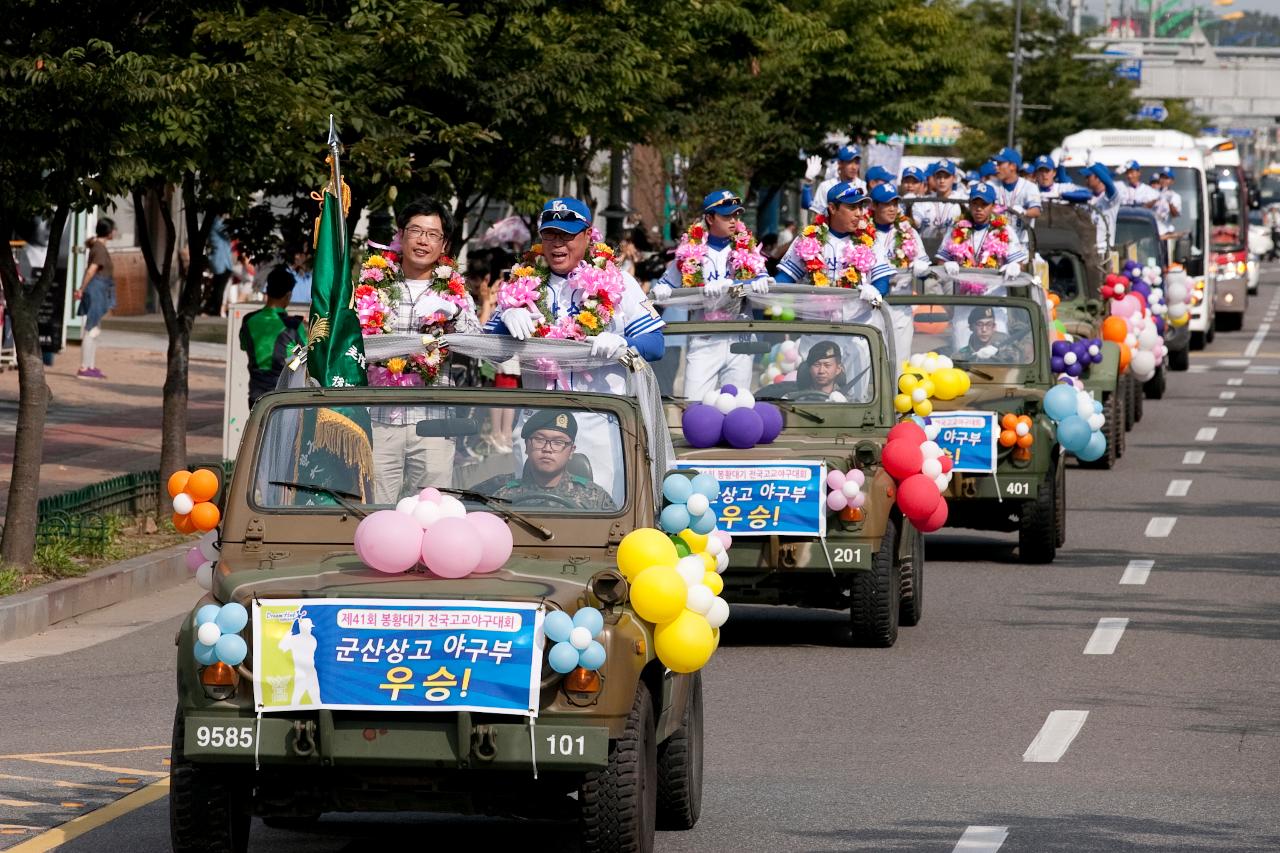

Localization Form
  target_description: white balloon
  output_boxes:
[1088,413,1106,431]
[1130,350,1156,380]
[920,441,942,459]
[933,473,950,493]
[715,550,729,573]
[706,536,725,556]
[840,481,862,498]
[923,356,939,373]
[909,353,927,368]
[912,387,928,403]
[197,622,222,646]
[686,493,710,517]
[1075,394,1094,419]
[569,626,593,650]
[687,585,715,615]
[734,388,756,409]
[702,389,721,407]
[196,563,214,591]
[780,340,798,355]
[705,597,730,629]
[197,531,220,561]
[924,424,941,441]
[936,355,954,370]
[676,556,706,588]
[412,501,441,529]
[764,365,781,381]
[715,393,737,414]
[172,493,195,515]
[438,495,467,519]
[1063,351,1077,366]
[1015,422,1030,437]
[921,458,942,479]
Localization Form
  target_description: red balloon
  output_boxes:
[896,473,941,522]
[938,454,953,474]
[882,439,924,481]
[887,421,927,445]
[915,497,949,533]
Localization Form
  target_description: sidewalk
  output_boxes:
[0,328,228,517]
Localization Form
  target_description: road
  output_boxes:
[1,275,1277,852]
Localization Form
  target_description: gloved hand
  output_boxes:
[912,259,931,277]
[976,345,999,359]
[804,155,824,183]
[588,332,627,359]
[702,279,729,300]
[650,282,673,301]
[748,276,772,295]
[1011,205,1026,216]
[500,307,543,340]
[943,261,961,276]
[857,283,882,305]
[418,294,460,319]
[1001,263,1022,280]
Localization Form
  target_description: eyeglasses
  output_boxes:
[528,436,572,452]
[403,226,445,243]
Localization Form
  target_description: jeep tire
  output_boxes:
[850,517,900,648]
[1168,347,1189,371]
[580,682,657,853]
[170,708,251,853]
[1144,365,1166,399]
[656,672,703,830]
[1019,460,1058,564]
[899,524,924,628]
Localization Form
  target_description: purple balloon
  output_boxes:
[720,384,739,396]
[1050,355,1066,373]
[1131,280,1151,299]
[1066,361,1084,377]
[826,490,849,511]
[185,546,205,572]
[681,404,725,448]
[722,408,764,448]
[1051,340,1069,356]
[1154,316,1165,335]
[754,402,784,443]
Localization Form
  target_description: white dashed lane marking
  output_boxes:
[1121,559,1154,585]
[1084,618,1129,655]
[1208,407,1227,418]
[1182,451,1204,465]
[1219,391,1236,400]
[1023,711,1089,762]
[1166,479,1191,497]
[1227,378,1243,386]
[952,826,1010,852]
[1145,517,1177,538]
[1195,427,1217,442]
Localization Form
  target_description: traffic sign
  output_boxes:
[1138,103,1168,122]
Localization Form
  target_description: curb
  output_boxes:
[0,542,192,644]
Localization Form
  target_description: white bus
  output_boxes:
[1198,136,1250,329]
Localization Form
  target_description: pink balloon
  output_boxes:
[849,491,867,509]
[420,517,482,578]
[466,512,514,573]
[354,510,424,574]
[185,546,205,572]
[826,490,849,511]
[825,469,846,490]
[714,529,733,550]
[847,468,866,486]
[418,487,442,503]
[1111,295,1138,319]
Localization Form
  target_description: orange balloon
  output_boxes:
[1102,316,1128,343]
[186,469,219,503]
[1016,433,1034,449]
[1000,413,1018,430]
[172,512,196,534]
[1118,342,1132,373]
[167,470,191,498]
[189,502,221,533]
[1017,415,1033,428]
[1047,292,1061,306]
[999,429,1018,448]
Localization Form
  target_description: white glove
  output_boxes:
[500,306,543,340]
[650,282,673,301]
[943,261,961,276]
[418,294,459,319]
[1001,263,1021,280]
[748,276,771,295]
[857,283,882,305]
[702,279,729,300]
[804,155,824,182]
[976,345,999,359]
[1011,205,1026,215]
[588,332,627,358]
[911,259,930,276]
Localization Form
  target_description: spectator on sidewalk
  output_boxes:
[204,214,233,316]
[286,245,314,304]
[239,266,304,408]
[74,218,118,380]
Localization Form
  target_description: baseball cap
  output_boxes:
[827,182,868,205]
[865,165,894,183]
[537,198,591,235]
[870,182,901,204]
[836,144,861,162]
[702,189,744,216]
[1158,166,1174,178]
[1033,155,1056,172]
[1123,159,1141,172]
[993,147,1022,167]
[970,183,997,204]
[901,166,925,183]
[933,159,957,176]
[978,161,997,178]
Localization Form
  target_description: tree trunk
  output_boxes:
[0,206,70,567]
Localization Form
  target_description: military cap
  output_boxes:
[803,340,843,366]
[968,306,997,328]
[521,410,578,440]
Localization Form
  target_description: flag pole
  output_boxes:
[328,114,346,247]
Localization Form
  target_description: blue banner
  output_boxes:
[252,599,545,717]
[925,411,998,473]
[676,460,826,537]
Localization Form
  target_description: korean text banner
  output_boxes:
[675,460,825,537]
[252,599,545,717]
[925,411,997,472]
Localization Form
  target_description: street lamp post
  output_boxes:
[1007,0,1024,149]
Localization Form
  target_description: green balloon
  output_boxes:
[674,541,691,558]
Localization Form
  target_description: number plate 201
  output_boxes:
[830,546,871,569]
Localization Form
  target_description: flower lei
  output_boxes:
[793,218,875,287]
[947,213,1011,269]
[674,220,767,287]
[496,228,623,340]
[888,216,920,268]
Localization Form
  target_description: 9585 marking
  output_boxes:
[193,724,254,750]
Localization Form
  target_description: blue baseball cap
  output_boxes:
[827,182,868,206]
[702,188,744,216]
[1082,163,1109,182]
[993,146,1022,167]
[836,144,861,162]
[970,183,997,204]
[865,165,894,183]
[537,197,592,234]
[1158,166,1174,178]
[978,160,997,178]
[1032,155,1056,172]
[1123,160,1141,172]
[932,159,958,176]
[901,166,925,183]
[871,183,901,204]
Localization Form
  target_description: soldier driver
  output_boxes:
[490,410,617,511]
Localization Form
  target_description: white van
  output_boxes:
[1056,129,1216,349]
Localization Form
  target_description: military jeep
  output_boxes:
[171,339,703,853]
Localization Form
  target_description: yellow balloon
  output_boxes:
[897,374,919,395]
[957,370,972,394]
[654,610,716,673]
[617,528,678,580]
[932,368,961,401]
[893,393,913,413]
[703,571,724,596]
[711,627,720,652]
[920,376,936,398]
[677,528,708,554]
[629,565,688,624]
[914,399,934,417]
[700,551,717,574]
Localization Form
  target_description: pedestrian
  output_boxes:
[221,240,257,315]
[239,265,303,408]
[204,214,233,316]
[74,217,117,380]
[805,145,865,219]
[1117,160,1160,208]
[286,246,313,303]
[775,217,797,251]
[991,147,1042,243]
[916,160,968,239]
[868,182,930,363]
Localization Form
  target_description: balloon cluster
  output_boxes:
[660,473,720,535]
[824,468,866,516]
[681,385,783,449]
[1043,384,1107,462]
[894,353,971,418]
[544,607,606,674]
[184,531,221,591]
[1160,263,1190,328]
[1050,338,1103,382]
[353,488,514,577]
[760,341,801,384]
[1105,291,1166,383]
[880,421,952,533]
[616,526,729,673]
[167,470,220,534]
[193,602,248,667]
[998,412,1036,456]
[762,304,797,322]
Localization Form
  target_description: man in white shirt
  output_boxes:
[1154,167,1182,235]
[915,159,967,238]
[1117,160,1160,208]
[992,146,1041,244]
[1082,163,1122,254]
[806,145,865,218]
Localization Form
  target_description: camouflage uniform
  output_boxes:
[491,475,616,511]
[955,331,1021,363]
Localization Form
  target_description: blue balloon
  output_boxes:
[544,610,574,644]
[215,602,248,634]
[1092,399,1104,414]
[548,642,580,674]
[1057,415,1092,453]
[215,634,248,667]
[194,641,219,666]
[1076,430,1107,462]
[690,473,720,501]
[578,641,606,671]
[690,510,717,535]
[195,604,221,627]
[660,504,692,534]
[1043,384,1077,422]
[572,607,604,638]
[662,474,693,504]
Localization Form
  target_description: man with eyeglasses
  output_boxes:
[490,410,616,511]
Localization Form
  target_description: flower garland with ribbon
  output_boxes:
[793,219,876,287]
[888,216,921,268]
[674,220,767,288]
[946,212,1012,269]
[496,228,623,340]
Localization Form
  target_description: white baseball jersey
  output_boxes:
[810,175,867,216]
[1117,182,1160,207]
